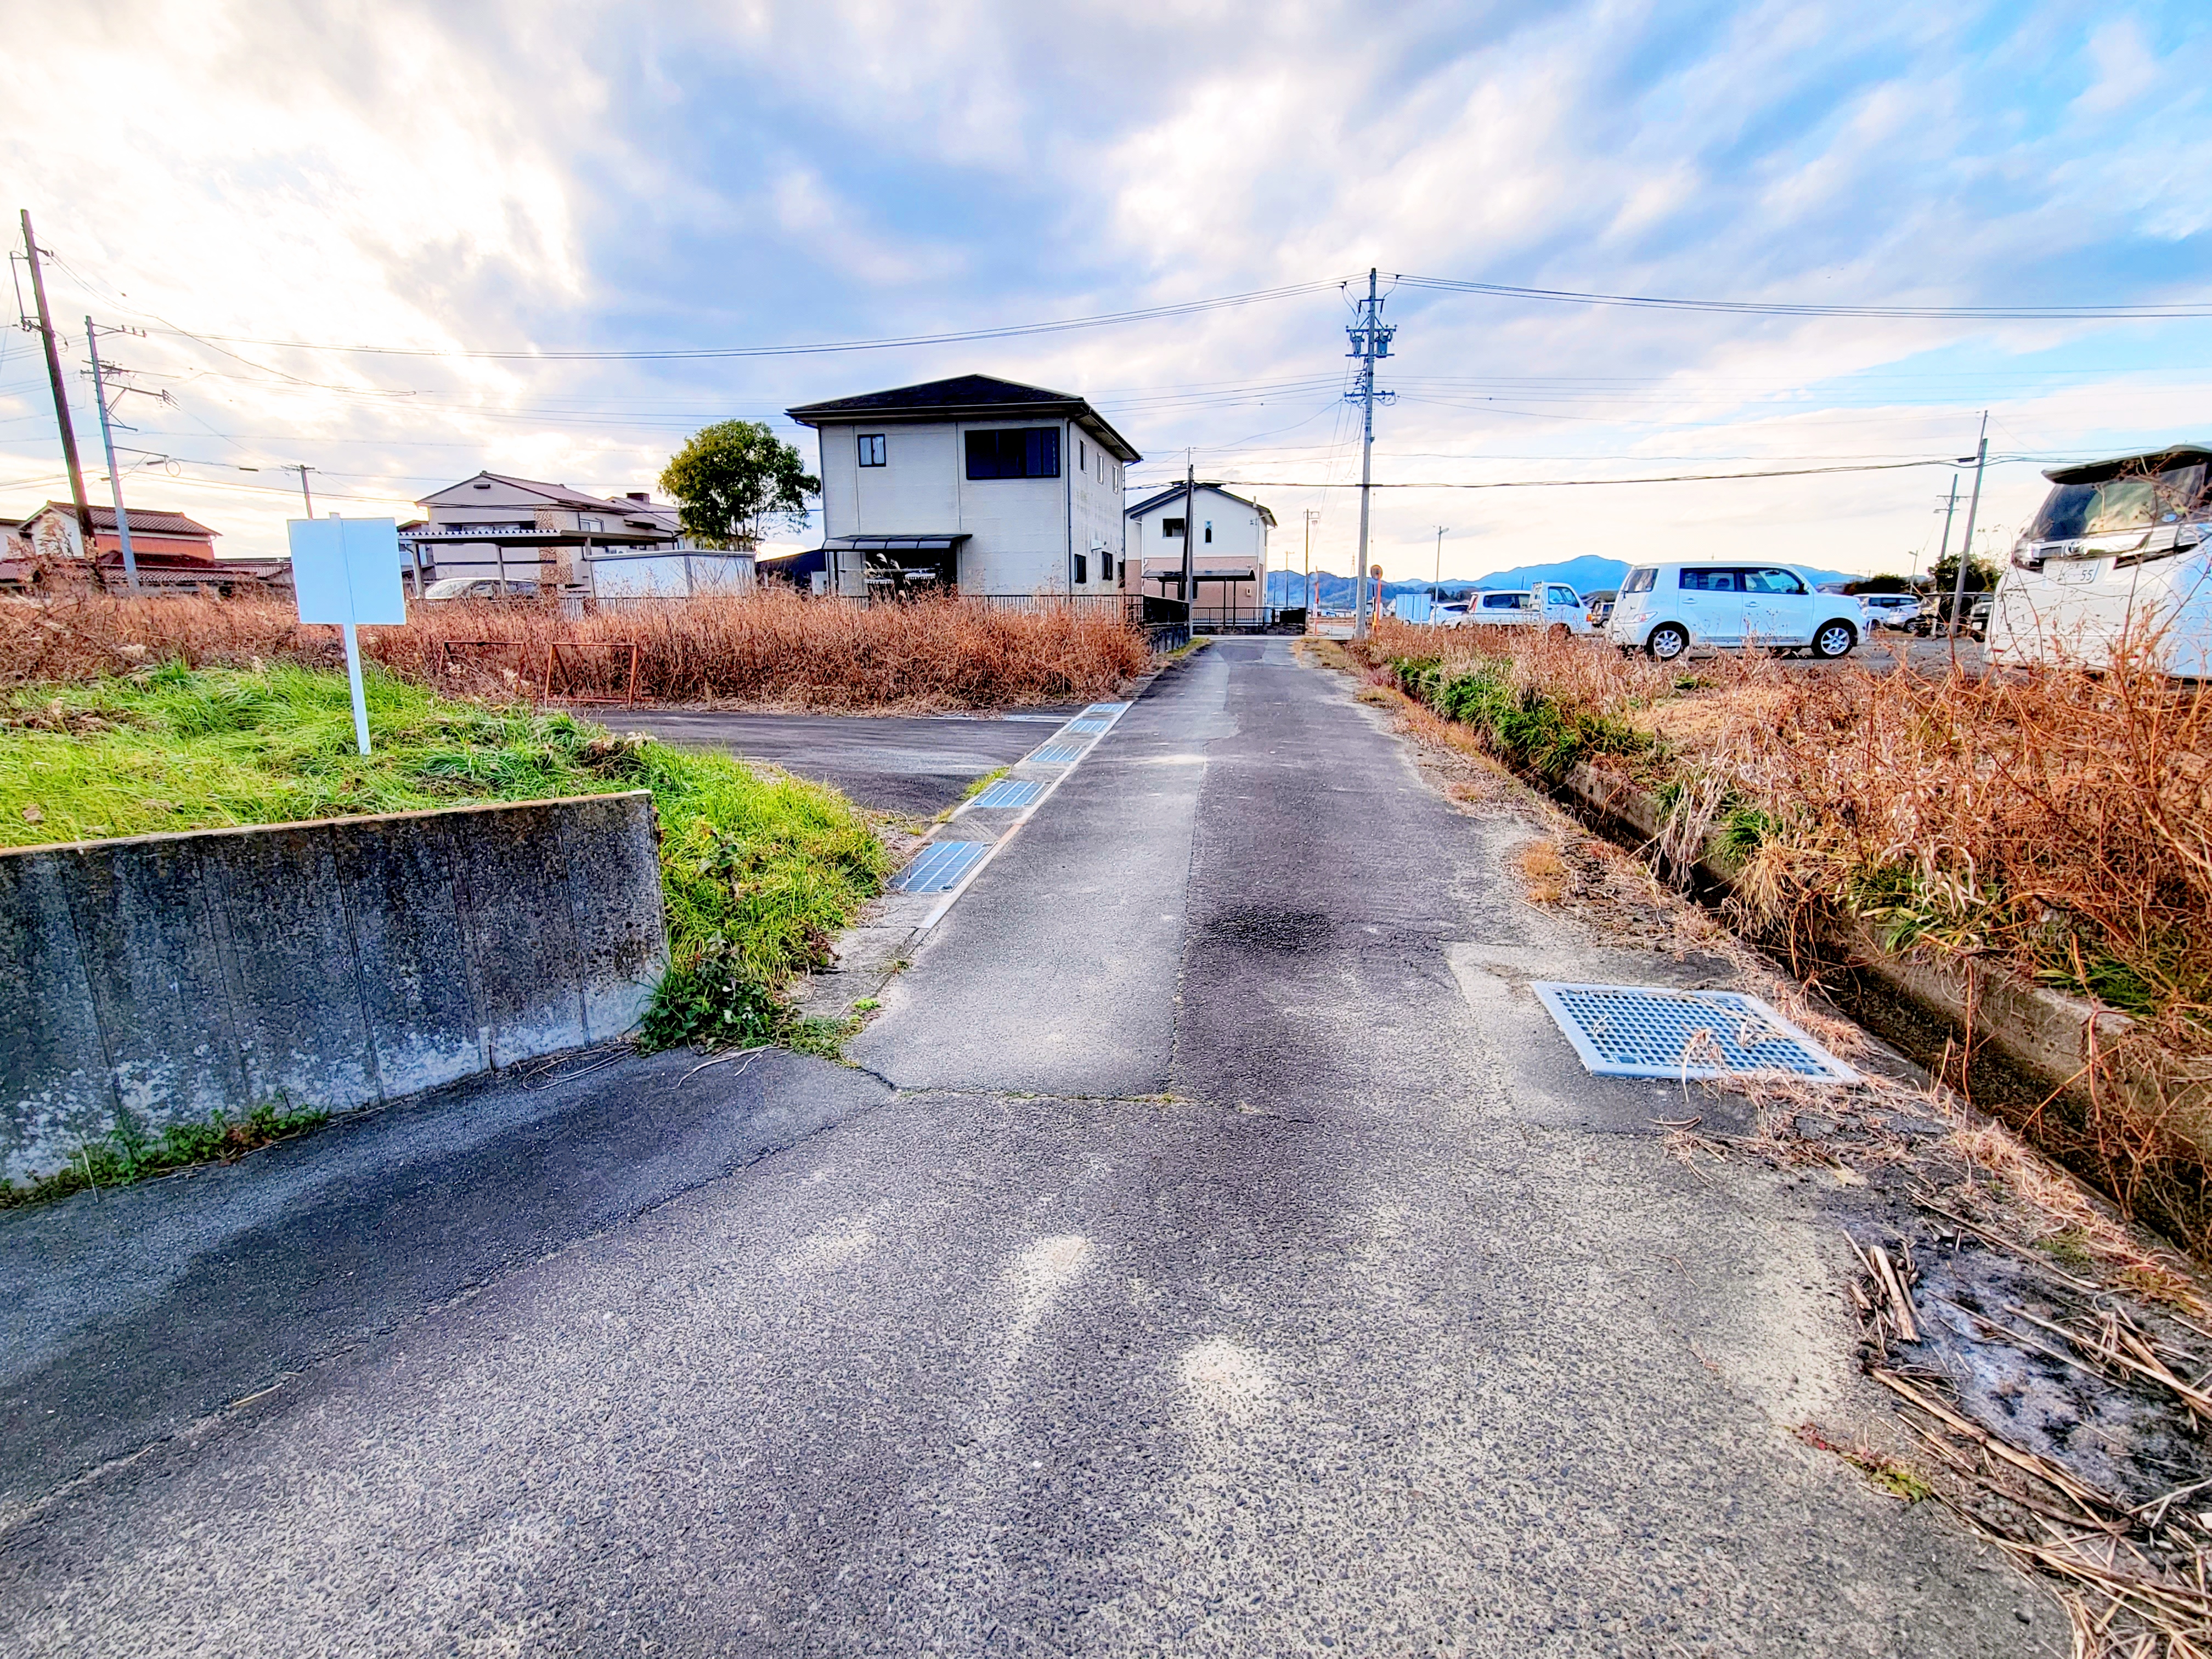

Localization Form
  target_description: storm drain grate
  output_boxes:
[1031,741,1088,764]
[889,840,992,894]
[1083,702,1129,716]
[971,778,1044,809]
[1531,981,1855,1084]
[1067,718,1111,733]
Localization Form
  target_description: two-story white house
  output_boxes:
[783,374,1141,598]
[1126,482,1276,624]
[408,472,751,600]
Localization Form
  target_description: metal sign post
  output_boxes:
[289,514,406,755]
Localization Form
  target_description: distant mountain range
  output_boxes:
[1267,554,1856,608]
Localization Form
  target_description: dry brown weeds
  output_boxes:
[0,589,1152,710]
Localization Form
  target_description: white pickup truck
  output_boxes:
[1448,583,1596,635]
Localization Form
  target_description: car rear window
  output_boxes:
[1481,592,1524,609]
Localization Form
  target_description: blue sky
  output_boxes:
[2,0,2207,576]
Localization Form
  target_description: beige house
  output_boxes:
[1125,482,1276,624]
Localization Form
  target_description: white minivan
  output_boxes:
[1988,447,2212,678]
[1453,583,1596,634]
[1606,561,1861,661]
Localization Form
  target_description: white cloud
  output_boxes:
[0,0,2202,578]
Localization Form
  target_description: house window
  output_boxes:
[858,433,887,467]
[1078,438,1087,472]
[964,426,1060,479]
[1102,553,1114,582]
[580,517,603,532]
[1204,521,1212,544]
[1162,517,1184,538]
[1074,553,1088,584]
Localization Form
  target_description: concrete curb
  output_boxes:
[791,695,1142,1020]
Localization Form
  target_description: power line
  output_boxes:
[1394,273,2212,321]
[134,280,1347,362]
[1210,456,2029,489]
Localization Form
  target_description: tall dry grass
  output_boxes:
[1370,617,2212,1245]
[0,589,1152,709]
[1368,618,2212,1031]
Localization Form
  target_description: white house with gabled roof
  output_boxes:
[783,374,1141,599]
[1126,481,1276,624]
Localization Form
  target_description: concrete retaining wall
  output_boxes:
[1,791,667,1183]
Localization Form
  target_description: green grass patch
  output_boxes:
[0,1099,331,1209]
[1392,657,1649,782]
[961,766,1010,802]
[1,662,888,1054]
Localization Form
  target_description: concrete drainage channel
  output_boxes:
[793,701,1133,1017]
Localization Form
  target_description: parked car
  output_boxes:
[422,577,539,601]
[1988,445,2212,676]
[1606,561,1861,661]
[1451,583,1596,634]
[1582,589,1618,625]
[1860,593,1922,630]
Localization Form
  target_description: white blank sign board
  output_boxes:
[290,517,406,626]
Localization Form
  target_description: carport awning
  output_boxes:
[815,534,970,553]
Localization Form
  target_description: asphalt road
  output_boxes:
[0,639,2055,1656]
[608,709,1074,814]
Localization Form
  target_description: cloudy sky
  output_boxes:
[2,0,2207,580]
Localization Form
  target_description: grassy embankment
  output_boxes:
[0,662,887,1201]
[1358,619,2212,1241]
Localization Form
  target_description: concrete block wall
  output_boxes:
[1,791,667,1184]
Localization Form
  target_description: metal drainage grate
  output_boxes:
[1066,718,1110,733]
[970,778,1044,809]
[1083,702,1129,716]
[1531,981,1855,1084]
[1030,741,1088,764]
[889,840,992,894]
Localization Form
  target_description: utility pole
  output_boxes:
[84,318,140,594]
[1432,525,1447,598]
[1345,268,1395,640]
[1927,477,1960,592]
[1304,507,1319,618]
[1180,451,1196,633]
[1949,413,1989,669]
[18,212,92,549]
[281,463,315,517]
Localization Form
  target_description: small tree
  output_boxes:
[659,421,819,550]
[1929,550,2001,594]
[1845,573,1914,595]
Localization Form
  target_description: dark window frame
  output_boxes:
[1163,517,1185,538]
[857,433,887,467]
[964,426,1061,481]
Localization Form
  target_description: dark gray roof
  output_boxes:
[786,374,1141,464]
[1124,481,1277,528]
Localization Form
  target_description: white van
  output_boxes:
[1606,561,1861,661]
[1453,584,1595,634]
[1988,447,2212,677]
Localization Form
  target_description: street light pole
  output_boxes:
[84,318,140,594]
[1949,413,1989,670]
